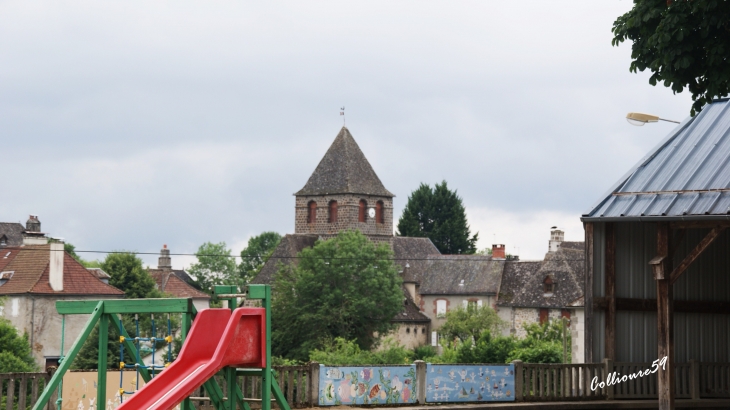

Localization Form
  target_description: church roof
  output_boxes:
[295,127,394,197]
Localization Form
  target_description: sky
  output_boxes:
[0,1,695,268]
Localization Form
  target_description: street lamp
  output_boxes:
[626,112,680,126]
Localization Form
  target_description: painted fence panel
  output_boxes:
[318,365,417,406]
[426,364,515,402]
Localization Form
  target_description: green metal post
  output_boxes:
[56,314,66,408]
[262,285,272,410]
[33,301,104,410]
[98,313,108,409]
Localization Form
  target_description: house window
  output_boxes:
[359,200,367,222]
[543,276,555,296]
[436,300,447,318]
[375,201,384,224]
[0,271,13,287]
[45,357,60,371]
[329,200,338,223]
[0,236,6,247]
[406,327,410,334]
[539,308,549,325]
[308,201,317,224]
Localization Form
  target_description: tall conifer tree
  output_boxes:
[397,181,478,254]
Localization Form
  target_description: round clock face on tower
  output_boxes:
[368,208,376,218]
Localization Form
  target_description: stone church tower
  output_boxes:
[294,127,394,245]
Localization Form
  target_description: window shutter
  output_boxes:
[477,300,483,307]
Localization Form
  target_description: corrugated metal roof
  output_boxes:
[584,99,730,221]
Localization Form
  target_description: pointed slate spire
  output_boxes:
[295,127,394,197]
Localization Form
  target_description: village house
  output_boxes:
[148,244,210,312]
[496,229,585,362]
[0,216,124,369]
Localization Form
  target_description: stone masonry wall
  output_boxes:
[295,194,393,245]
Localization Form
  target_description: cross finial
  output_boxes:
[340,106,345,125]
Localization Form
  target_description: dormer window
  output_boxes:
[0,271,14,286]
[308,201,317,224]
[329,200,338,223]
[0,235,6,247]
[543,276,555,297]
[358,200,367,222]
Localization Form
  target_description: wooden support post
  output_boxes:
[584,222,594,364]
[655,222,674,410]
[512,360,524,402]
[605,222,616,361]
[603,358,614,400]
[97,313,108,410]
[690,359,700,400]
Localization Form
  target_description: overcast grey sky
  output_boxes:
[1,1,694,266]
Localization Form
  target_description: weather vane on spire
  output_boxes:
[340,106,345,126]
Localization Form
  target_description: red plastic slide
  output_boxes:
[118,307,266,410]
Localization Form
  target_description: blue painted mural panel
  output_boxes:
[318,365,417,406]
[425,364,515,402]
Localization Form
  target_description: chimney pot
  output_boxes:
[492,244,506,260]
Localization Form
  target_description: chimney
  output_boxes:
[49,242,64,291]
[26,215,41,232]
[492,244,506,260]
[549,228,564,253]
[158,244,172,270]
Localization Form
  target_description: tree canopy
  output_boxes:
[612,1,730,115]
[438,304,505,344]
[102,252,161,299]
[397,181,478,254]
[188,242,237,294]
[238,232,282,286]
[0,302,36,372]
[271,230,403,361]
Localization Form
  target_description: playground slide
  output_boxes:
[117,307,266,410]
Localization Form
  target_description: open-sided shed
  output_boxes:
[582,99,730,409]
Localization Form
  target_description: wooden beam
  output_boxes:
[605,222,616,360]
[669,220,730,230]
[655,222,674,410]
[669,226,725,285]
[57,298,194,314]
[584,222,594,364]
[593,297,730,314]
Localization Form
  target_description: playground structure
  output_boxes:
[32,284,291,410]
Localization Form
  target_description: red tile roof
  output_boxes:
[149,270,210,299]
[0,245,123,296]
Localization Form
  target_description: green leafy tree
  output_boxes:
[438,305,505,344]
[507,320,570,364]
[73,252,170,369]
[0,301,37,372]
[238,232,282,286]
[397,181,478,254]
[456,330,517,364]
[102,252,162,299]
[272,230,403,361]
[188,242,237,295]
[612,1,730,115]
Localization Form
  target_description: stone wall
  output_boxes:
[295,195,393,245]
[378,322,429,350]
[0,295,114,368]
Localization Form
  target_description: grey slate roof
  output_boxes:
[497,243,584,308]
[393,236,441,283]
[295,127,394,197]
[0,223,25,247]
[250,234,319,285]
[394,287,431,323]
[584,99,730,221]
[418,255,504,295]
